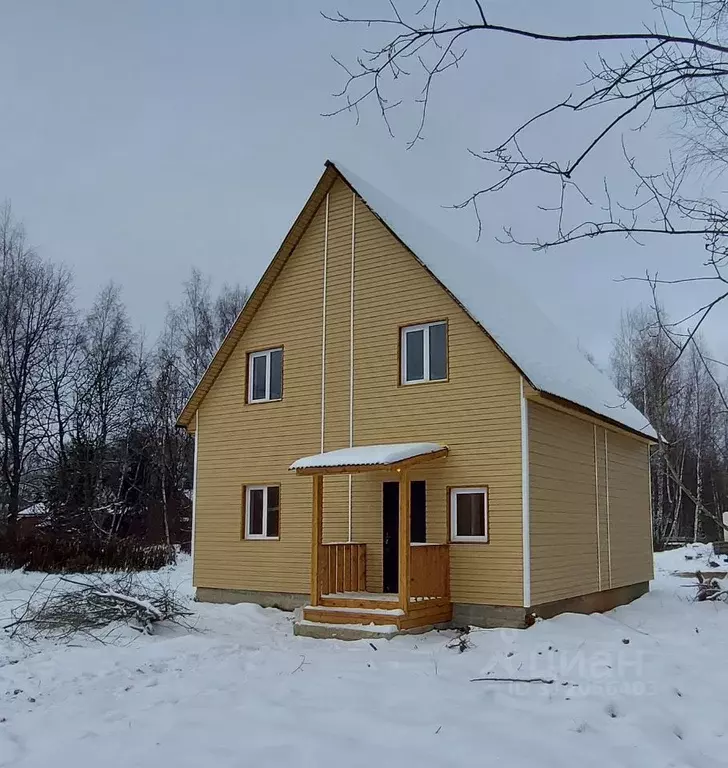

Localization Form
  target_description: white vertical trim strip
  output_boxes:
[320,193,329,453]
[349,192,356,449]
[647,443,655,564]
[604,429,612,588]
[347,192,356,542]
[594,424,602,591]
[520,378,531,608]
[191,410,199,586]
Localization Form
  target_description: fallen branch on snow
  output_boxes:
[470,676,555,684]
[694,571,728,602]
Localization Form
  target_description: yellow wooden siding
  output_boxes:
[194,178,524,605]
[529,402,652,605]
[594,424,611,589]
[349,192,523,604]
[529,403,600,604]
[607,432,654,587]
[320,184,354,544]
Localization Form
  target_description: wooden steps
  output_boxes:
[303,605,403,626]
[320,593,398,611]
[302,594,452,633]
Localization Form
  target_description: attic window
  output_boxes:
[248,348,283,403]
[401,321,447,384]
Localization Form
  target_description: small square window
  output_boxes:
[248,348,283,403]
[244,485,280,539]
[401,322,447,384]
[450,488,488,542]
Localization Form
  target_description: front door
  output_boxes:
[382,481,427,593]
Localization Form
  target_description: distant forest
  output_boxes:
[611,306,728,549]
[0,204,247,566]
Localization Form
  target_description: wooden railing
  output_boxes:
[410,544,450,600]
[319,543,366,595]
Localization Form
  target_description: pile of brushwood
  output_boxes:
[4,572,193,642]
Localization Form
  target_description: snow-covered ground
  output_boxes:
[654,541,728,575]
[1,549,727,768]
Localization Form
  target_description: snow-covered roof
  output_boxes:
[331,161,657,440]
[19,502,47,518]
[290,443,447,472]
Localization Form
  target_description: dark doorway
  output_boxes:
[382,481,427,593]
[410,481,427,544]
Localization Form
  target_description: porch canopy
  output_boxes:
[290,442,449,610]
[289,442,448,475]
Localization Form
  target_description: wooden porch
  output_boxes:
[290,444,453,633]
[302,540,452,630]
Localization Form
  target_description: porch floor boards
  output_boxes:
[322,592,398,602]
[321,592,447,602]
[319,592,449,611]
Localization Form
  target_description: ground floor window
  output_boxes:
[450,487,488,542]
[244,485,280,539]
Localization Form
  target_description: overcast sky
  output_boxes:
[1,0,725,368]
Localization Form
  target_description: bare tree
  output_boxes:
[214,282,249,345]
[168,269,216,392]
[0,204,73,539]
[69,283,143,537]
[325,0,728,361]
[0,246,250,561]
[145,326,194,549]
[166,269,248,393]
[610,302,727,545]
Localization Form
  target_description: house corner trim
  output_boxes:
[191,410,199,584]
[320,193,330,454]
[520,377,531,608]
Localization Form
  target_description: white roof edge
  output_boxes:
[330,160,657,441]
[290,442,447,471]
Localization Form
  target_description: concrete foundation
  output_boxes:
[195,587,308,612]
[531,581,650,621]
[453,582,650,629]
[196,581,650,631]
[451,603,527,629]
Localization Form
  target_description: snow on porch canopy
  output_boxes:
[289,443,448,475]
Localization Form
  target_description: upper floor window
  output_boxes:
[401,321,447,384]
[248,348,283,403]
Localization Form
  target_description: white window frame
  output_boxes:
[245,485,280,540]
[450,487,488,543]
[248,347,283,403]
[401,321,447,385]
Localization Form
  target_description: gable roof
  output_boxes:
[178,160,656,441]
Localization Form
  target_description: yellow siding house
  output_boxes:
[177,161,656,637]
